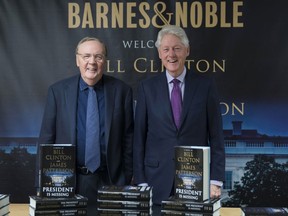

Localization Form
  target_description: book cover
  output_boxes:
[161,208,220,216]
[161,197,221,213]
[29,206,87,216]
[29,194,88,210]
[39,144,76,198]
[97,199,152,210]
[174,146,210,202]
[98,208,151,216]
[241,207,288,216]
[0,194,10,207]
[97,185,152,201]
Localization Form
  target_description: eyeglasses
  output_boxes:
[77,53,105,63]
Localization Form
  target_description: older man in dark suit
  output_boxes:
[133,25,225,209]
[38,37,134,215]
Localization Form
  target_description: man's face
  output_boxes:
[76,40,106,85]
[158,34,189,78]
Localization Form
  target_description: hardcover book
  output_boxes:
[97,185,152,201]
[241,207,288,216]
[0,194,10,207]
[39,144,76,198]
[97,199,152,211]
[161,208,220,216]
[29,206,87,216]
[174,146,210,202]
[161,197,221,213]
[98,208,152,216]
[29,194,88,210]
[0,204,9,216]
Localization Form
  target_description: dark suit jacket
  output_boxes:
[133,71,225,204]
[38,74,134,186]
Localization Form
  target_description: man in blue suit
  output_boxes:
[38,37,134,215]
[133,25,225,207]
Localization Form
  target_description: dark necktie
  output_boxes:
[85,86,100,173]
[171,79,182,129]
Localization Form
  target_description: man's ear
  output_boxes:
[76,56,80,67]
[186,47,190,57]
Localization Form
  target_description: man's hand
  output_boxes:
[210,184,221,199]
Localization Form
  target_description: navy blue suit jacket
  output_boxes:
[38,74,134,185]
[133,71,225,204]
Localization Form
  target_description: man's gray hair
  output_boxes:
[75,37,107,56]
[155,25,189,48]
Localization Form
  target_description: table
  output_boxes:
[9,204,242,216]
[9,204,29,216]
[221,207,242,216]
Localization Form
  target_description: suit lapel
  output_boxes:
[64,75,79,144]
[158,73,176,130]
[180,72,199,128]
[103,75,115,145]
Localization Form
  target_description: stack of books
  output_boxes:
[0,194,10,216]
[161,146,221,215]
[29,194,88,216]
[161,197,221,216]
[97,185,153,215]
[29,144,88,215]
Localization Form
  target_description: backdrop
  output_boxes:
[0,0,287,204]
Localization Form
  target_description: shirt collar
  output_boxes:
[166,67,186,84]
[79,76,103,91]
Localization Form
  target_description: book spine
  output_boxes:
[98,209,150,216]
[161,202,215,213]
[97,192,151,201]
[33,200,87,210]
[161,210,214,216]
[33,208,87,215]
[97,200,152,210]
